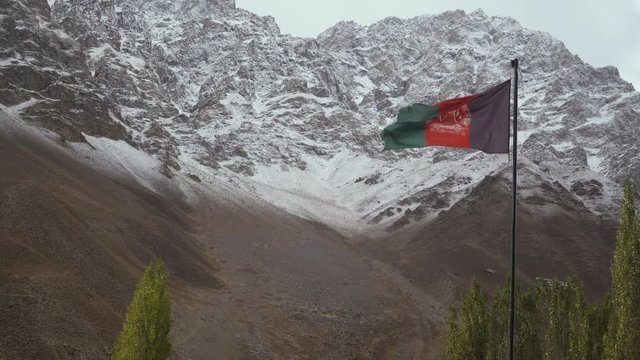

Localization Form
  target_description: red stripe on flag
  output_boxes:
[425,95,478,148]
[435,95,477,113]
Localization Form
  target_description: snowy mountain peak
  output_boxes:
[1,1,639,232]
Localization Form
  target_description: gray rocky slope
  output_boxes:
[1,0,639,233]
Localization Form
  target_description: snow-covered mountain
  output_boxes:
[2,0,639,234]
[4,0,640,358]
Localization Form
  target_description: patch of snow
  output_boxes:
[219,92,247,106]
[119,106,146,119]
[552,141,573,152]
[122,53,147,70]
[517,129,536,145]
[73,135,163,192]
[51,29,71,39]
[247,147,509,233]
[584,147,604,172]
[266,92,334,106]
[2,98,42,117]
[87,44,117,62]
[352,75,376,103]
[252,97,267,115]
[542,123,565,132]
[0,57,24,67]
[574,113,614,129]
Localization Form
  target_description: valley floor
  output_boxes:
[171,196,441,359]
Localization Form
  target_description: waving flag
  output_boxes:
[381,80,511,153]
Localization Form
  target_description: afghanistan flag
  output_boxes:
[380,80,511,153]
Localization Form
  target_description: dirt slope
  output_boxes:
[0,118,440,359]
[170,197,443,359]
[0,119,221,359]
[365,174,617,309]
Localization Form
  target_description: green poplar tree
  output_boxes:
[516,284,542,360]
[443,279,488,360]
[566,276,588,360]
[585,294,609,360]
[444,308,462,360]
[112,259,172,360]
[538,278,567,360]
[604,181,640,360]
[486,282,509,360]
[533,276,589,360]
[445,274,597,360]
[459,279,489,360]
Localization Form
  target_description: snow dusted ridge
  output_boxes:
[1,0,639,232]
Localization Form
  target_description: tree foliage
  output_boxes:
[604,181,640,360]
[485,282,508,360]
[516,281,541,360]
[444,279,488,360]
[445,277,596,360]
[443,181,638,360]
[112,259,172,360]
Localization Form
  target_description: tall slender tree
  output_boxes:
[538,279,567,360]
[604,181,640,360]
[443,279,489,360]
[566,276,588,360]
[585,294,609,360]
[459,279,489,360]
[516,283,542,360]
[112,259,172,360]
[486,281,509,360]
[444,308,462,360]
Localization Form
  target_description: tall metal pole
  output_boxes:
[508,58,519,360]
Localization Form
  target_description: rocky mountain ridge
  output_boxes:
[2,1,638,358]
[1,0,639,232]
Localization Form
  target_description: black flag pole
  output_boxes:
[508,58,519,360]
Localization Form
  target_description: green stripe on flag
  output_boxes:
[381,103,439,149]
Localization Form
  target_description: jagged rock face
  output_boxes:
[2,1,639,229]
[315,10,639,183]
[0,0,129,142]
